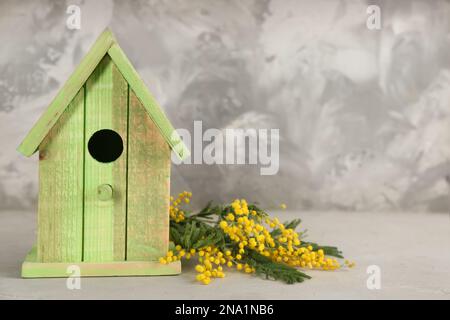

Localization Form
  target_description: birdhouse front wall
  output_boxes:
[37,54,171,264]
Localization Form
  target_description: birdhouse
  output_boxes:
[18,29,189,278]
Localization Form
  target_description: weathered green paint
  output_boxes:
[19,29,184,278]
[37,88,84,263]
[17,28,188,160]
[22,246,181,278]
[126,89,171,261]
[84,55,127,262]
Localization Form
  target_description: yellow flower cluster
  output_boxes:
[161,195,353,285]
[159,245,192,263]
[160,244,256,285]
[169,191,191,223]
[220,200,341,270]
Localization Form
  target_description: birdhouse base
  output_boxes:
[21,245,181,278]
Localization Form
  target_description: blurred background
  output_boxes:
[0,0,449,212]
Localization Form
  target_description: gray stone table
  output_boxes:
[1,210,449,299]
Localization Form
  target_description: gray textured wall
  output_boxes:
[0,0,449,212]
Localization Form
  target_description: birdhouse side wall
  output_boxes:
[126,88,171,261]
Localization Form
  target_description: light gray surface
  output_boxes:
[1,210,449,300]
[1,0,450,212]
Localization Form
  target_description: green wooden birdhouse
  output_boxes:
[18,28,189,278]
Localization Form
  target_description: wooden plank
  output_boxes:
[127,89,171,261]
[18,28,116,157]
[83,55,128,262]
[37,88,84,263]
[22,245,181,278]
[108,44,189,160]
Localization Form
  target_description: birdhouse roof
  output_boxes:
[17,28,189,160]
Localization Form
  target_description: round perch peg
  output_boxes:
[97,184,113,201]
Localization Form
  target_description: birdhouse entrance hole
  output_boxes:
[88,129,124,163]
